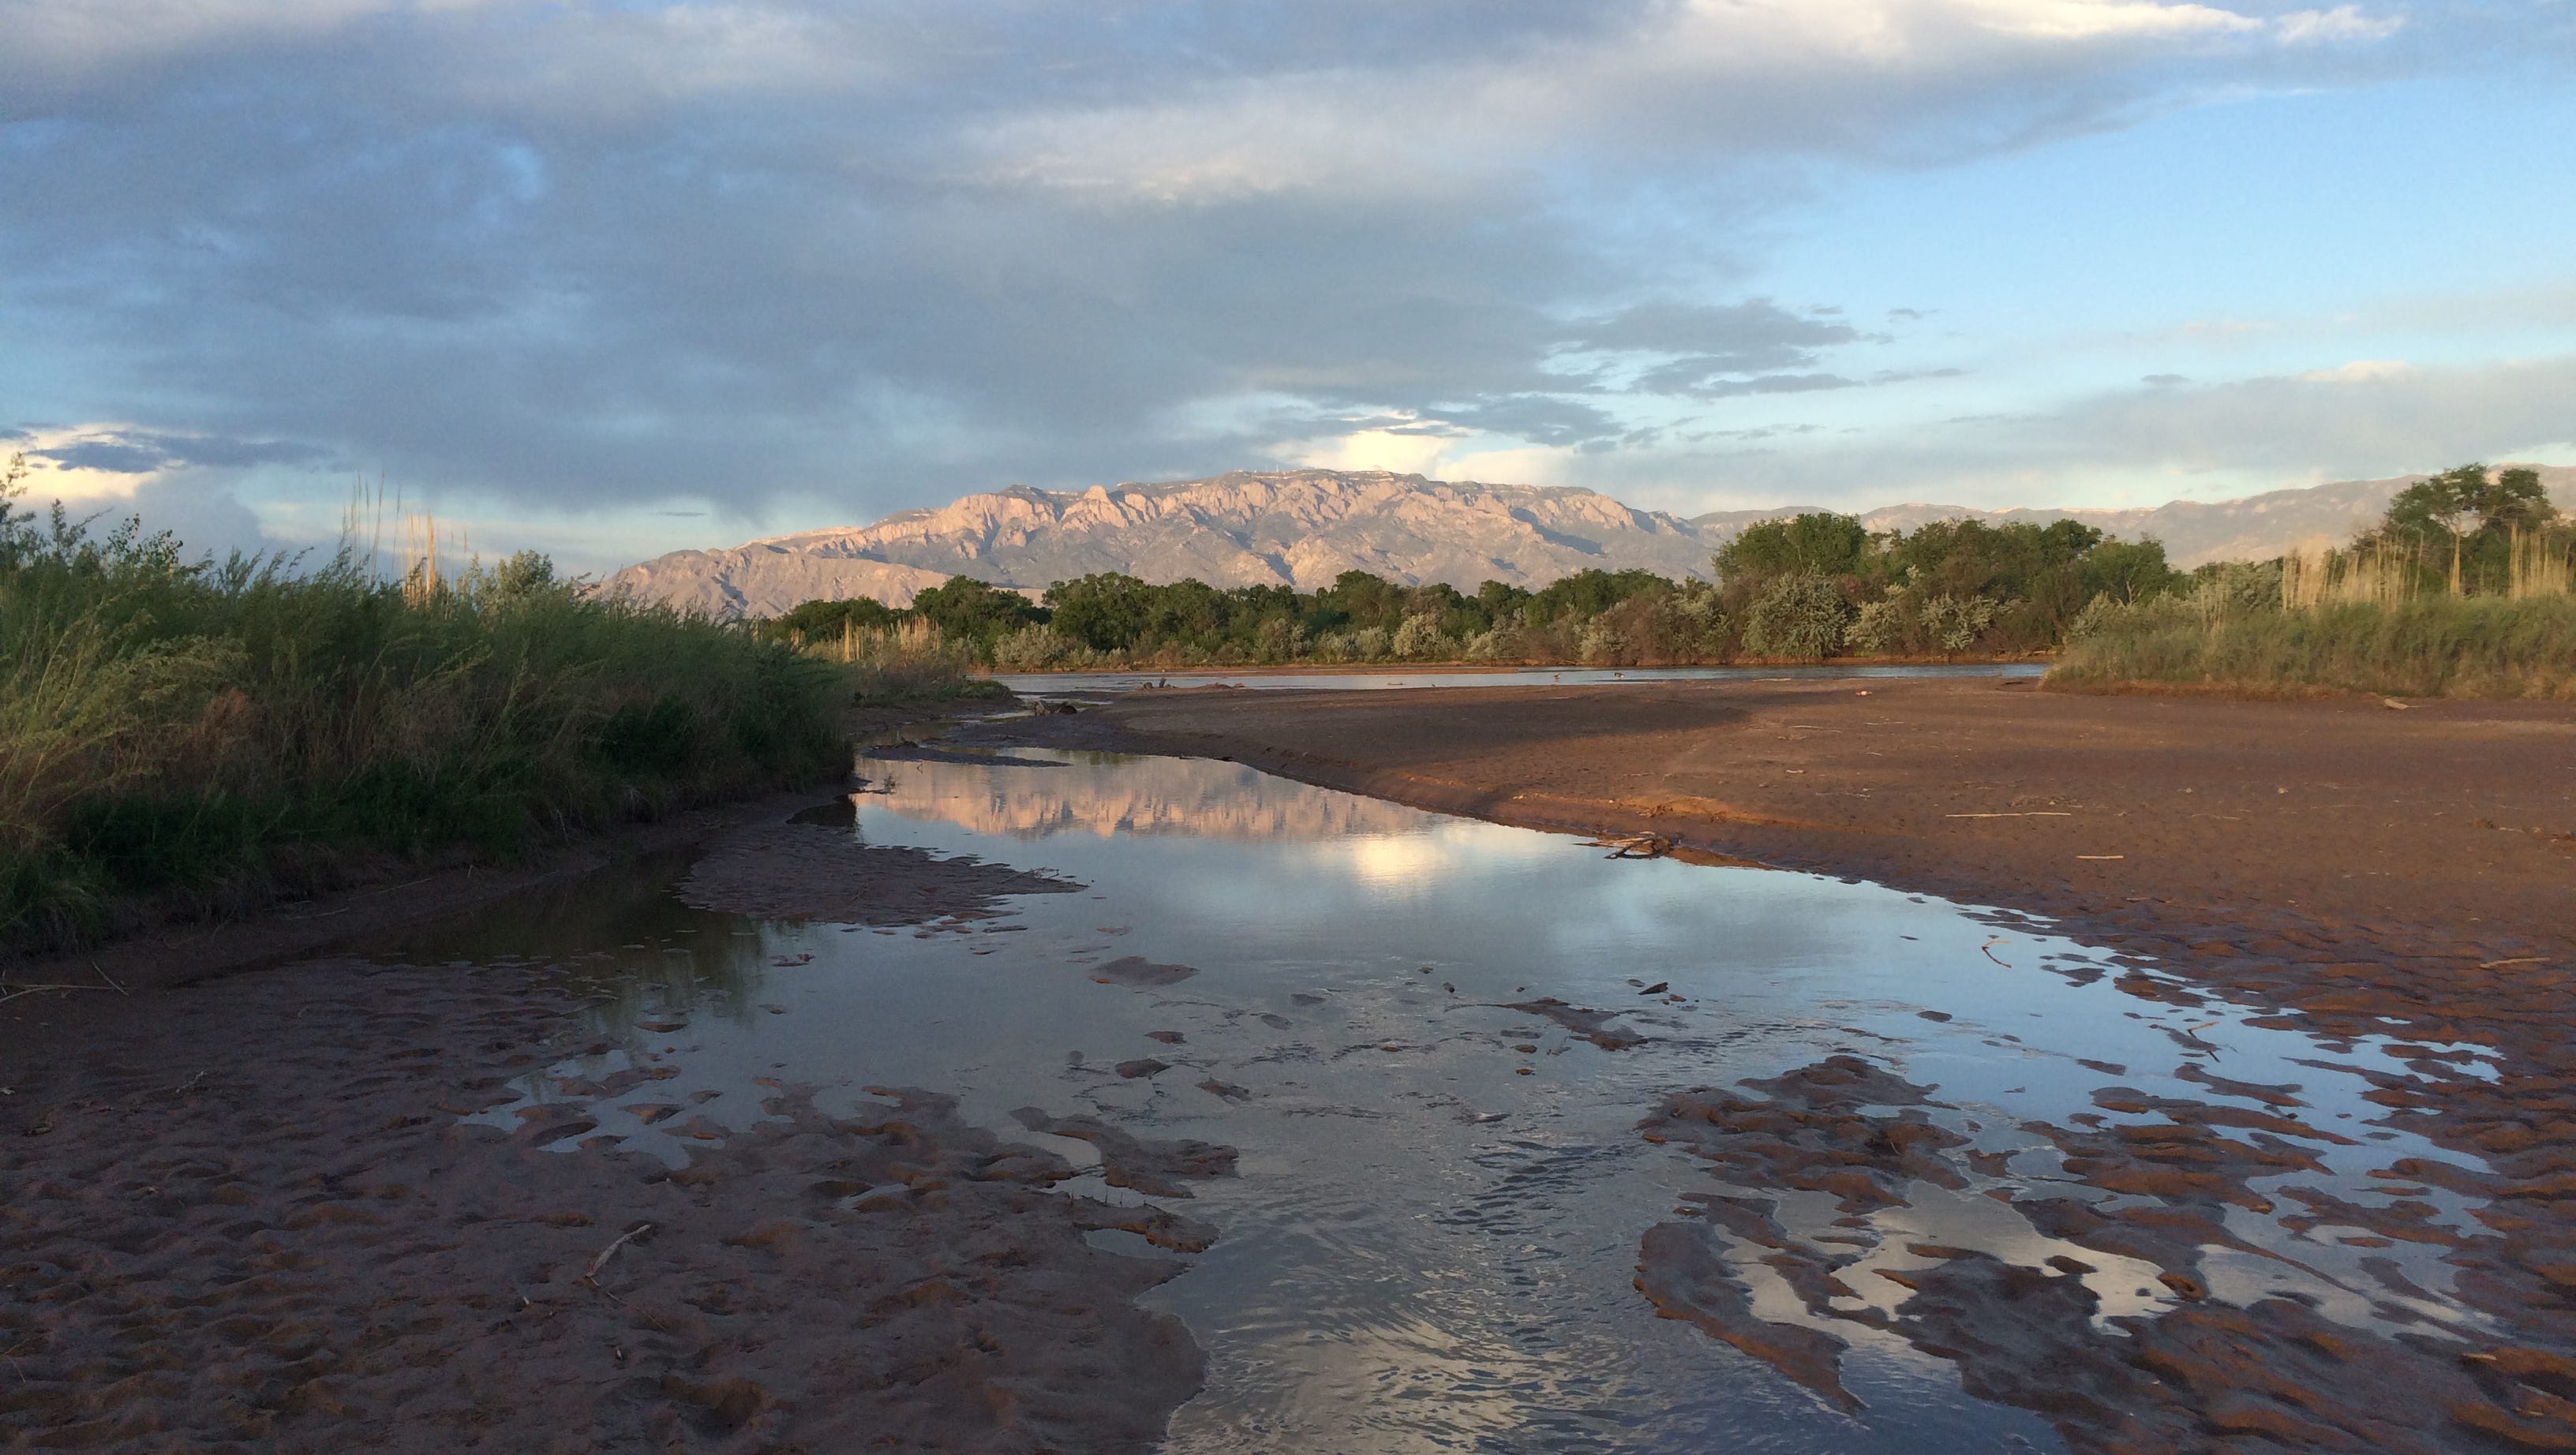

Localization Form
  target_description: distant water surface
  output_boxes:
[990,662,2045,694]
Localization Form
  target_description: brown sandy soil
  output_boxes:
[1,828,1216,1453]
[972,679,2576,1449]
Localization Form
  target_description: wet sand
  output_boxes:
[972,678,2576,1450]
[1,833,1215,1453]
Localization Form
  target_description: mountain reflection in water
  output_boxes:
[408,750,2496,1455]
[859,750,1429,841]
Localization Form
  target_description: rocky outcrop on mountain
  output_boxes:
[607,466,2576,616]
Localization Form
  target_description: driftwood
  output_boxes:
[584,1222,654,1282]
[1585,833,1672,859]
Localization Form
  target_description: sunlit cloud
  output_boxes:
[2275,6,2405,43]
[2298,358,2411,383]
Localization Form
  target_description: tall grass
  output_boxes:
[2050,581,2576,698]
[1,464,853,955]
[2279,543,2417,611]
[780,616,1009,705]
[2510,527,2576,600]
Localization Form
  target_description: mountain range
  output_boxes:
[607,466,2576,618]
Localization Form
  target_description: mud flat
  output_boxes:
[0,833,1217,1453]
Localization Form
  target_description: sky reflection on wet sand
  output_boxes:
[396,750,2497,1453]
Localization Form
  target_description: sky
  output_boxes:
[4,0,2573,572]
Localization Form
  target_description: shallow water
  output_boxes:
[380,750,2494,1453]
[990,662,2043,695]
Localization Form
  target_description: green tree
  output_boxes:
[762,594,902,643]
[1524,568,1668,627]
[2372,464,2563,594]
[2078,537,2180,605]
[1715,513,1868,581]
[1042,573,1156,651]
[909,575,1046,650]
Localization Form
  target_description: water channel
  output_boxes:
[990,663,2045,695]
[370,748,2492,1453]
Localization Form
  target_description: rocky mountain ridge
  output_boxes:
[607,466,2576,617]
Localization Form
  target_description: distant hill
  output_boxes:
[607,465,2576,617]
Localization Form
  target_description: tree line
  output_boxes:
[756,465,2567,669]
[758,515,2195,668]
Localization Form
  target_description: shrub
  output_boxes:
[1923,593,2001,655]
[1742,574,1852,659]
[1391,614,1455,660]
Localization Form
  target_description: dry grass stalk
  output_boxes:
[2281,542,2415,612]
[2508,528,2574,600]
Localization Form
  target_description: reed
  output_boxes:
[777,615,1001,705]
[2050,593,2576,698]
[2508,527,2574,600]
[2279,543,2416,611]
[0,462,851,955]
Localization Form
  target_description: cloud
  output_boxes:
[1434,396,1627,447]
[2298,358,2410,383]
[0,0,2507,565]
[1563,300,1866,369]
[17,425,325,476]
[1622,354,2576,511]
[2275,6,2404,44]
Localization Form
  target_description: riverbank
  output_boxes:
[2,700,997,997]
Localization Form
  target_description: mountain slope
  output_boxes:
[610,470,1717,615]
[608,466,2575,616]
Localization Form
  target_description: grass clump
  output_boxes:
[1,458,853,956]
